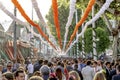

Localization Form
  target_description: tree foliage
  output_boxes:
[84,27,110,54]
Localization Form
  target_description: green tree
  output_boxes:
[84,27,110,54]
[76,0,120,59]
[96,0,120,59]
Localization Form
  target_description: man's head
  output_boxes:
[86,60,92,66]
[14,70,25,80]
[93,61,98,67]
[116,65,120,74]
[7,62,13,70]
[43,60,48,65]
[39,59,43,65]
[48,62,53,67]
[2,72,14,80]
[74,64,78,69]
[105,62,111,69]
[73,59,78,64]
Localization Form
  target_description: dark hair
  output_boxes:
[86,60,92,65]
[74,59,78,64]
[69,76,75,80]
[48,62,53,67]
[39,59,43,64]
[93,61,97,65]
[55,68,62,80]
[57,61,61,66]
[116,65,120,72]
[44,60,48,65]
[111,62,115,66]
[60,62,64,68]
[14,70,24,77]
[74,64,78,69]
[105,62,110,66]
[49,78,57,80]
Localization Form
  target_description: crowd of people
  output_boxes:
[0,57,120,80]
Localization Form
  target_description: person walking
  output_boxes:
[93,72,106,80]
[81,60,95,80]
[112,65,120,80]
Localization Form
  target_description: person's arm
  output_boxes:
[112,76,115,80]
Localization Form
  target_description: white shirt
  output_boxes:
[93,66,102,73]
[82,66,95,80]
[78,63,82,71]
[25,74,28,80]
[27,63,34,74]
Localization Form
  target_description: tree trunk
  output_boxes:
[112,33,119,60]
[102,13,120,60]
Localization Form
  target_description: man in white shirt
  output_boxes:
[27,62,34,78]
[93,61,102,73]
[81,60,95,80]
[40,60,50,80]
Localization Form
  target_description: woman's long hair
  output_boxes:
[69,71,80,80]
[93,72,106,80]
[29,76,43,80]
[55,68,62,80]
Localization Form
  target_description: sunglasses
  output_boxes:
[7,66,12,67]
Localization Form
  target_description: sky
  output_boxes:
[0,0,52,31]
